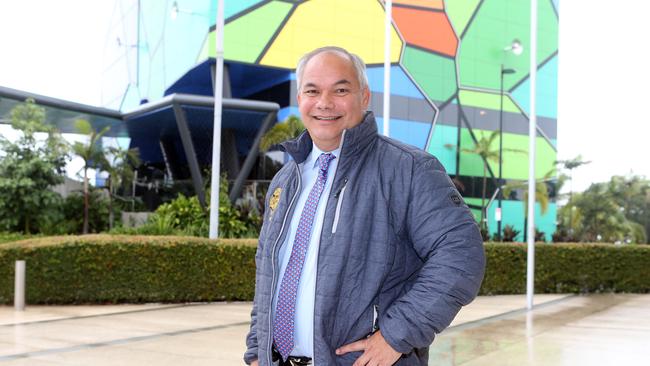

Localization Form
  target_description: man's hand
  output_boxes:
[250,361,259,366]
[335,331,401,366]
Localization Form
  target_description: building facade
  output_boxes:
[103,0,560,241]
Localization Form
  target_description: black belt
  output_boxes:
[272,344,312,366]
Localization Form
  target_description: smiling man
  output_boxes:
[245,46,485,366]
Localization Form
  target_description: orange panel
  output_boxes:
[392,7,457,57]
[391,0,444,10]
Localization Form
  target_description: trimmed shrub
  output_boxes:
[0,235,256,304]
[480,242,650,294]
[0,238,648,304]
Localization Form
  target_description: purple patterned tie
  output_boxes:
[274,153,336,360]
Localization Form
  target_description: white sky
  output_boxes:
[0,0,649,192]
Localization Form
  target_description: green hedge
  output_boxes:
[1,237,648,304]
[481,243,650,294]
[0,235,257,304]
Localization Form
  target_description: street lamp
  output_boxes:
[496,39,522,239]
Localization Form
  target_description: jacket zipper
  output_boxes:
[267,162,302,366]
[313,129,347,360]
[331,178,348,234]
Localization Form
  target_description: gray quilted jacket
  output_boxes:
[245,112,485,365]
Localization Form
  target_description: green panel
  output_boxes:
[402,46,457,102]
[501,133,556,180]
[457,129,498,177]
[427,124,458,174]
[445,0,481,36]
[457,0,558,91]
[458,128,556,180]
[458,89,520,114]
[486,201,557,242]
[201,1,293,63]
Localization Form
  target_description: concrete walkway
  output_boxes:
[0,294,648,365]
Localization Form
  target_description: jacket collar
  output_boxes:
[281,111,378,164]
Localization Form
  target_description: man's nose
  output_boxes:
[316,92,334,109]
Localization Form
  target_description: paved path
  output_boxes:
[0,294,647,365]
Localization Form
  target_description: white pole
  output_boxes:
[383,0,392,137]
[15,260,25,311]
[209,0,225,239]
[526,0,538,311]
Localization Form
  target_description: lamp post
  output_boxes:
[497,65,516,239]
[496,39,523,239]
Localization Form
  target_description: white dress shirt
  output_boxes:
[272,143,340,358]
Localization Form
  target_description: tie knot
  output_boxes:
[318,153,335,172]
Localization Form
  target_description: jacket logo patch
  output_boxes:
[450,193,462,206]
[269,188,282,213]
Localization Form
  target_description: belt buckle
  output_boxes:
[287,356,311,366]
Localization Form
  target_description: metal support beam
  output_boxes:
[172,103,206,208]
[229,110,278,203]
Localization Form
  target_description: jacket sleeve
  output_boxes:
[244,305,259,364]
[243,250,261,364]
[244,238,262,365]
[379,158,486,354]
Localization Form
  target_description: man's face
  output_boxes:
[297,52,370,151]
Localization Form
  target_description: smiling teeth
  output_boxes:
[317,117,338,120]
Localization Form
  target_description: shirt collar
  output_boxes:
[306,143,341,170]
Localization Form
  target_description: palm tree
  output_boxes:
[259,115,305,152]
[72,119,109,234]
[105,146,140,229]
[504,169,554,241]
[447,131,500,228]
[555,155,591,202]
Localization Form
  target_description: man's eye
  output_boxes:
[335,88,349,94]
[304,90,318,95]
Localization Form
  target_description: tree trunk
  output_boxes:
[24,215,30,234]
[83,167,89,234]
[481,164,487,229]
[108,177,114,230]
[523,216,527,242]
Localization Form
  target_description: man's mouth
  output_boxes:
[313,116,342,121]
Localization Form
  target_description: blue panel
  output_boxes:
[366,66,426,99]
[511,55,558,119]
[165,59,214,96]
[427,124,458,174]
[278,106,300,122]
[552,0,559,12]
[376,117,429,150]
[229,63,291,98]
[486,200,557,242]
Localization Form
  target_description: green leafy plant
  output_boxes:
[0,99,69,233]
[71,119,110,234]
[123,173,256,238]
[501,224,520,242]
[259,115,305,152]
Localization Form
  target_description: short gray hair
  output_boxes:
[295,46,369,92]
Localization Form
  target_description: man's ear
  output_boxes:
[362,87,370,109]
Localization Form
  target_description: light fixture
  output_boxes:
[505,39,523,56]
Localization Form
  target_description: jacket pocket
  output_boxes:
[331,179,348,233]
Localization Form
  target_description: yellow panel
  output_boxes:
[392,0,444,10]
[260,0,403,68]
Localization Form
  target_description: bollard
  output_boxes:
[14,260,25,311]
